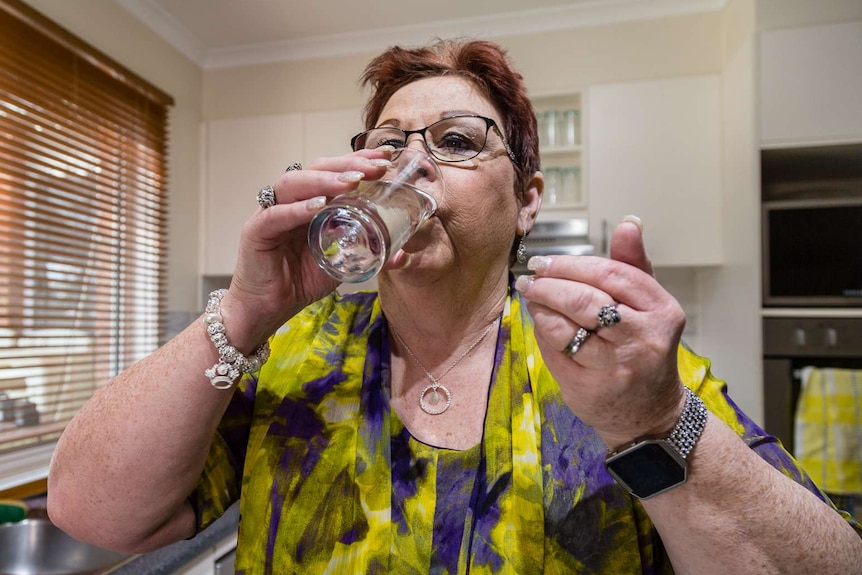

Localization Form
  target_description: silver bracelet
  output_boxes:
[203,289,271,390]
[666,387,709,459]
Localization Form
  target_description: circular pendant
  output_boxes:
[419,384,452,415]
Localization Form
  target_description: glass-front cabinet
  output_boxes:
[532,93,585,215]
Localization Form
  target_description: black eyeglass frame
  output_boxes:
[350,115,518,165]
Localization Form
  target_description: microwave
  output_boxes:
[762,198,862,307]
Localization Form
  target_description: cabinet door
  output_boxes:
[203,114,304,275]
[760,21,862,145]
[588,75,722,266]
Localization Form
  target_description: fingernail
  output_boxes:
[623,214,643,232]
[378,145,396,153]
[369,158,392,167]
[515,274,534,293]
[337,171,365,183]
[306,196,326,210]
[527,256,551,273]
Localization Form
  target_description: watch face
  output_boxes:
[605,440,687,499]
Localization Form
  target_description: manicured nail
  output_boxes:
[369,158,392,167]
[337,171,365,183]
[527,256,551,273]
[377,145,396,153]
[515,274,534,293]
[306,196,326,210]
[623,214,642,232]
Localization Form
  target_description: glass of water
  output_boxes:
[308,147,444,283]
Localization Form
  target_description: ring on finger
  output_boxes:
[257,185,276,209]
[597,304,621,328]
[564,327,592,357]
[285,162,302,172]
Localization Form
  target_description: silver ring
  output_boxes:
[285,162,302,172]
[564,327,591,357]
[597,304,621,328]
[257,185,276,209]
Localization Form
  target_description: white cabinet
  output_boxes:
[759,21,862,146]
[587,75,723,266]
[201,109,362,275]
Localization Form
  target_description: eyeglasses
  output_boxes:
[350,115,518,165]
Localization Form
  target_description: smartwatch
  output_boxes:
[605,387,708,499]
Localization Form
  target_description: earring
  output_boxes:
[517,234,527,264]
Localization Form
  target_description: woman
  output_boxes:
[48,39,861,573]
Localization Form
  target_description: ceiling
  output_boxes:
[116,0,727,69]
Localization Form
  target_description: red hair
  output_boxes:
[359,38,540,197]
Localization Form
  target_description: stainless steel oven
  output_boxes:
[763,317,862,450]
[762,316,862,519]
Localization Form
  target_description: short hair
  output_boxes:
[359,38,540,198]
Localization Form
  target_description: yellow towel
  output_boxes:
[794,366,862,495]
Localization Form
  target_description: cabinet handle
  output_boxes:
[794,328,806,347]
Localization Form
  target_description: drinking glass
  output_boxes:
[308,148,444,283]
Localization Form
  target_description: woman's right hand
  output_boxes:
[221,149,394,349]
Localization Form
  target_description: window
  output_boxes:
[0,0,173,485]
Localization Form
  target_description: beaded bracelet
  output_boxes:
[203,289,271,390]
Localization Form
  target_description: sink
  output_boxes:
[0,518,130,575]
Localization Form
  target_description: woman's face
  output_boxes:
[374,76,540,279]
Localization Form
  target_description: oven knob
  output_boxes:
[794,328,806,347]
[824,327,838,347]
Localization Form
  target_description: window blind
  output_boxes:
[0,0,173,459]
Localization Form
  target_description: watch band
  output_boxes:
[606,387,709,460]
[665,387,709,459]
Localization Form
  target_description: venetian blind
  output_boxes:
[0,0,173,457]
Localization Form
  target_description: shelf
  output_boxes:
[541,146,583,156]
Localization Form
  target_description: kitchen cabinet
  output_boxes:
[532,92,587,221]
[587,75,723,266]
[759,20,862,146]
[201,109,362,275]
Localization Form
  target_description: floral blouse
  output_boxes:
[189,287,858,574]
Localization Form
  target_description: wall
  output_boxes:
[696,0,762,420]
[757,0,862,30]
[22,0,204,318]
[203,12,723,120]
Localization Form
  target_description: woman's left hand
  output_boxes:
[515,218,687,449]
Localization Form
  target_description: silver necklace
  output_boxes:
[394,317,499,415]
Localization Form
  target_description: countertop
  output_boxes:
[107,503,238,575]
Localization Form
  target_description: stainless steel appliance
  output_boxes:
[763,317,862,451]
[515,219,594,274]
[762,316,862,519]
[761,143,862,307]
